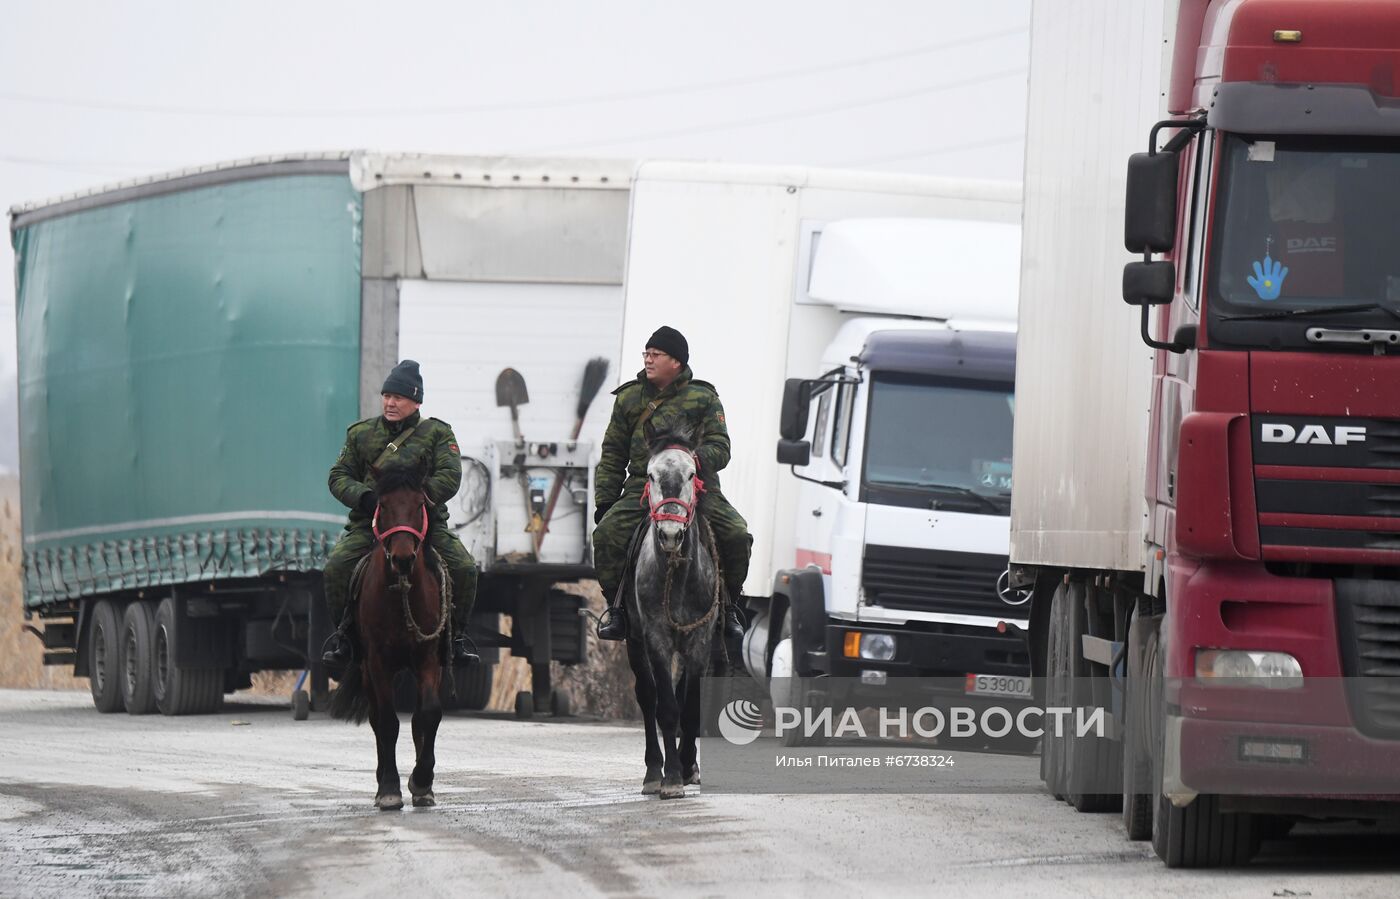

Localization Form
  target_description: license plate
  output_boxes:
[965,673,1032,699]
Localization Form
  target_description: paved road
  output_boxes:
[1,689,1397,898]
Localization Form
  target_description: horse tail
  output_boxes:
[328,664,372,724]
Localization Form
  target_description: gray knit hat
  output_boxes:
[382,360,424,401]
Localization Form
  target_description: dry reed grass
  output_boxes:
[0,480,81,691]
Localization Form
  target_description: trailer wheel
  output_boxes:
[153,597,223,716]
[292,689,311,721]
[1121,622,1156,840]
[1148,627,1261,867]
[1041,583,1068,799]
[88,600,126,714]
[120,601,158,715]
[514,690,534,720]
[1063,582,1121,813]
[452,663,494,711]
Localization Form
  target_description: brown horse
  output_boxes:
[329,461,449,811]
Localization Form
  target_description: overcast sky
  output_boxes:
[0,0,1031,468]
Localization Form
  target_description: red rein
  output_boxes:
[372,504,429,546]
[642,447,704,524]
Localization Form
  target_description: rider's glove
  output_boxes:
[594,502,614,525]
[358,491,378,516]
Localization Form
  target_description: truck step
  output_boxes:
[42,650,78,666]
[1081,634,1118,668]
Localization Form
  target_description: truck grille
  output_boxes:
[1334,579,1400,739]
[861,545,1009,617]
[1254,414,1400,555]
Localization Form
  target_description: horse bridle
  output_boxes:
[372,495,429,564]
[370,492,448,643]
[642,446,704,527]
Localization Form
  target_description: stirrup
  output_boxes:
[321,630,353,667]
[596,605,627,641]
[452,634,481,667]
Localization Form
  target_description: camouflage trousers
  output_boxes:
[323,521,478,629]
[593,484,753,602]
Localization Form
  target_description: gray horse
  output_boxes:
[627,429,723,799]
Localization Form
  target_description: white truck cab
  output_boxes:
[743,221,1031,697]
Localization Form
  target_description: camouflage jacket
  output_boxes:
[328,412,461,524]
[594,366,731,505]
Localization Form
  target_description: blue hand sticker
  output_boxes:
[1247,255,1288,301]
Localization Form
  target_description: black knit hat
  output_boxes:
[646,326,689,365]
[382,359,424,402]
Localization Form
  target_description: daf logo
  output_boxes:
[1260,423,1367,446]
[997,569,1031,607]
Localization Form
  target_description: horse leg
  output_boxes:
[650,650,685,799]
[627,637,663,794]
[409,658,442,807]
[679,668,702,786]
[366,656,403,810]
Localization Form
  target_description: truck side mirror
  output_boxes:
[777,439,812,466]
[1124,151,1179,254]
[779,378,811,441]
[1123,260,1175,306]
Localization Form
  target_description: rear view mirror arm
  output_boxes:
[789,467,845,491]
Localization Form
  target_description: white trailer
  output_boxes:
[355,153,635,716]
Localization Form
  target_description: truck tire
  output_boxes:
[1121,623,1155,840]
[773,616,823,748]
[453,663,494,711]
[88,600,126,714]
[1063,582,1121,813]
[1041,583,1069,799]
[119,601,158,715]
[1148,626,1261,867]
[153,597,223,716]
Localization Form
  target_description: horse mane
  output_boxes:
[646,425,696,459]
[374,461,427,495]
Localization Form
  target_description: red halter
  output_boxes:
[372,502,429,546]
[642,446,704,524]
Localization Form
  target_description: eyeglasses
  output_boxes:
[642,351,670,361]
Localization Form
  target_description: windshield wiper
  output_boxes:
[1219,302,1400,323]
[912,483,1005,513]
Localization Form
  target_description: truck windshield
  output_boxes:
[1209,134,1400,346]
[862,372,1013,514]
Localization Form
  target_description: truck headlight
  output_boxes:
[859,633,896,662]
[1195,649,1302,689]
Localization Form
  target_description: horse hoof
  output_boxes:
[375,793,404,811]
[408,775,432,798]
[412,792,435,808]
[684,766,701,786]
[659,783,686,800]
[641,779,661,795]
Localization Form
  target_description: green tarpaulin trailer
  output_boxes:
[10,153,632,716]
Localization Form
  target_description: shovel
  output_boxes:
[534,358,611,553]
[495,368,543,539]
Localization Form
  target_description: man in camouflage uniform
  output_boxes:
[320,360,479,667]
[593,326,749,643]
